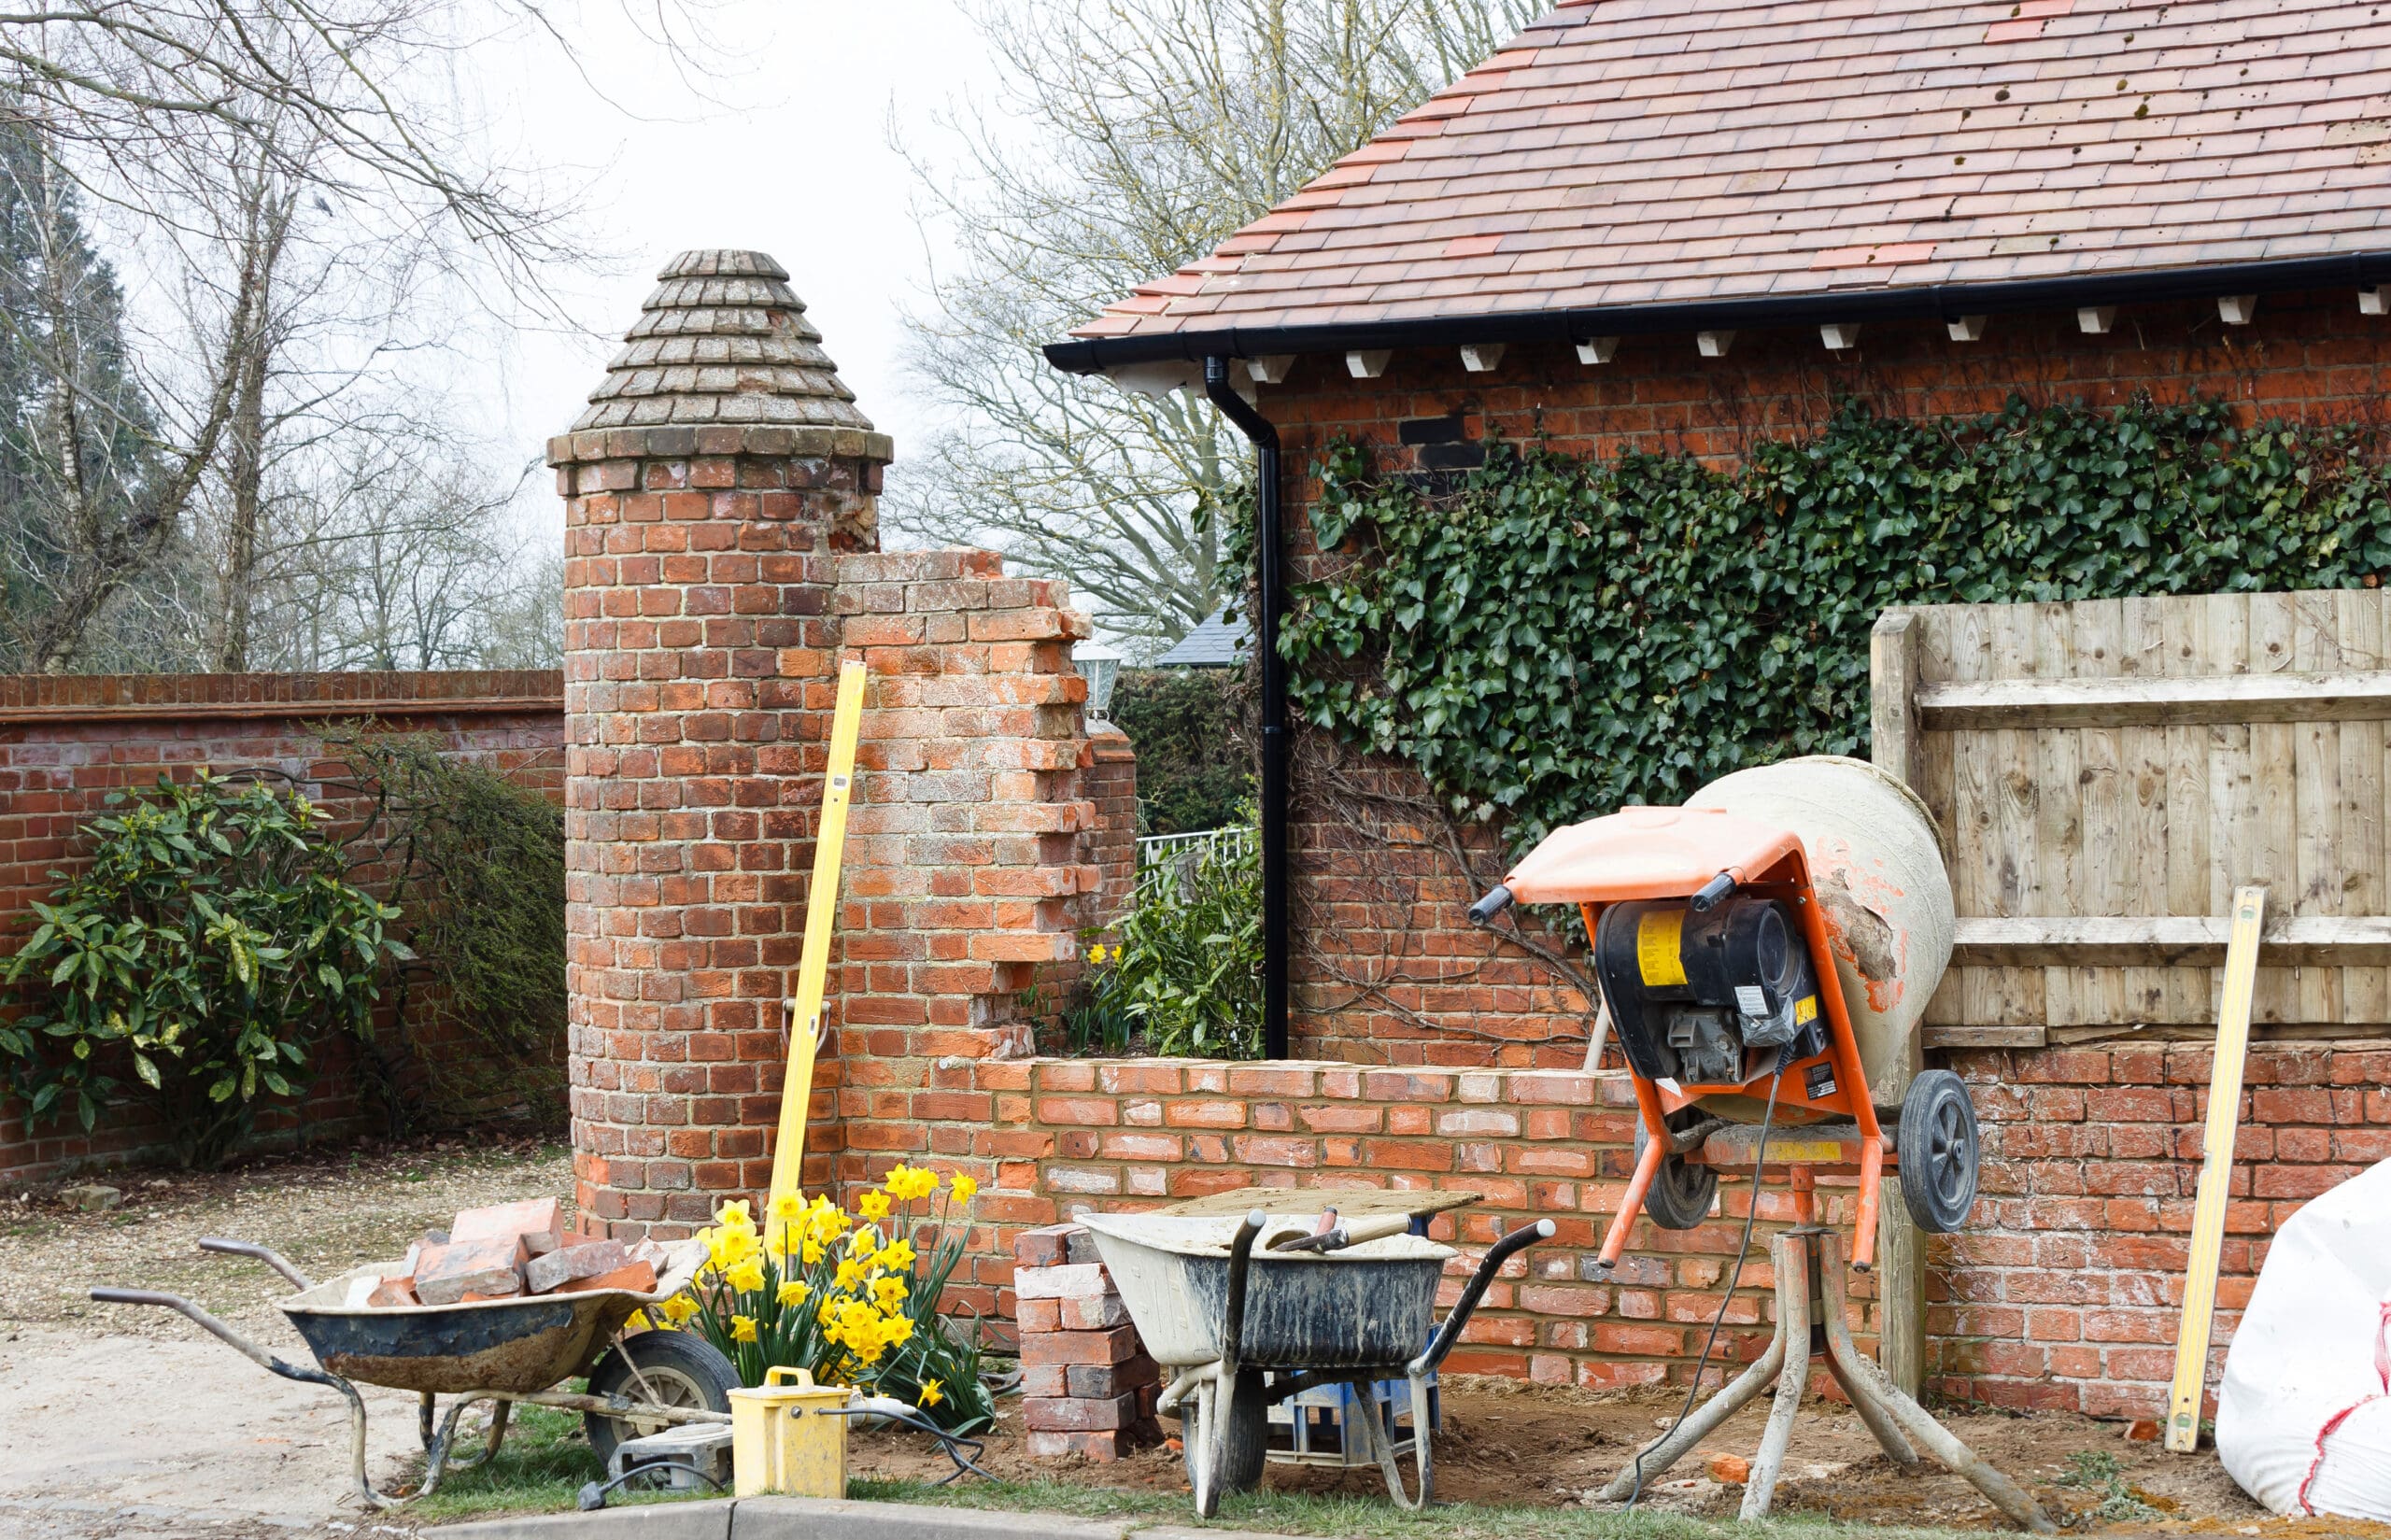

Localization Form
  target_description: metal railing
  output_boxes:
[1135,826,1254,904]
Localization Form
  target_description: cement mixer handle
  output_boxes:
[1688,871,1736,911]
[1467,884,1514,924]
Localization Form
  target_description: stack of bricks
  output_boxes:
[1012,1222,1162,1460]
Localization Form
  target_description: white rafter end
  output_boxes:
[1345,349,1393,378]
[1459,343,1506,373]
[1696,330,1735,358]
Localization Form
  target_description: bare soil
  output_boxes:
[852,1375,2363,1537]
[6,1138,2384,1540]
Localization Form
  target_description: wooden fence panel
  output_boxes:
[1881,589,2391,1047]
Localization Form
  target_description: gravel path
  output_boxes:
[0,1138,573,1538]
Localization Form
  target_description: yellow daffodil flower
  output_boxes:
[950,1174,978,1204]
[834,1258,866,1293]
[800,1237,826,1265]
[856,1189,891,1222]
[769,1192,804,1222]
[725,1257,766,1293]
[777,1279,809,1308]
[870,1275,909,1311]
[659,1294,699,1325]
[730,1315,758,1344]
[624,1309,653,1332]
[917,1378,944,1408]
[872,1238,917,1275]
[715,1199,756,1233]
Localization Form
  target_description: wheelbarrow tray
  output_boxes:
[276,1239,705,1396]
[1081,1212,1451,1370]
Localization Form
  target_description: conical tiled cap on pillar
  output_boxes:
[549,249,893,463]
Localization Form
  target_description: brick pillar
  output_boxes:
[1084,722,1138,925]
[553,249,893,1237]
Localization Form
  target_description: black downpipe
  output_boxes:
[1203,356,1289,1060]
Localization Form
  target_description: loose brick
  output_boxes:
[452,1197,565,1256]
[554,1261,658,1294]
[1013,1263,1111,1301]
[527,1239,630,1294]
[415,1237,529,1306]
[1026,1392,1141,1431]
[1059,1292,1132,1331]
[1019,1326,1139,1367]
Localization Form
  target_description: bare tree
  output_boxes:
[894,0,1538,653]
[0,0,723,672]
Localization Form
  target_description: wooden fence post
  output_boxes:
[1870,609,1928,1396]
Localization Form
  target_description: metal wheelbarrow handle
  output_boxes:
[198,1236,316,1291]
[1409,1219,1555,1378]
[91,1284,407,1509]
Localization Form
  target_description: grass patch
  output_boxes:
[847,1476,2002,1540]
[397,1402,717,1523]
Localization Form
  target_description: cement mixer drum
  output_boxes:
[1687,756,1955,1109]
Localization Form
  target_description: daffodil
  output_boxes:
[659,1294,699,1325]
[624,1309,653,1333]
[1088,943,1108,965]
[950,1174,978,1204]
[856,1189,891,1222]
[834,1258,866,1293]
[870,1274,909,1311]
[770,1192,804,1222]
[917,1378,944,1408]
[715,1199,756,1233]
[730,1314,758,1343]
[872,1238,917,1275]
[725,1257,766,1293]
[777,1279,810,1308]
[800,1236,826,1265]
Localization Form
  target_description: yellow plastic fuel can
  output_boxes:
[729,1366,851,1497]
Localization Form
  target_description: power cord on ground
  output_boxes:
[1625,1041,1796,1512]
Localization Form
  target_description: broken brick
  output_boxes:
[367,1278,419,1308]
[526,1239,630,1294]
[553,1261,658,1295]
[414,1236,528,1306]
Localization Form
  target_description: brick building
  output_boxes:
[1028,0,2391,1416]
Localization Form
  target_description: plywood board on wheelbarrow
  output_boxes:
[1158,1189,1480,1221]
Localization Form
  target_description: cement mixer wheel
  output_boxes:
[1898,1069,1980,1234]
[1634,1110,1719,1230]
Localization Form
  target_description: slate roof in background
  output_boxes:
[1153,607,1252,668]
[1068,0,2391,346]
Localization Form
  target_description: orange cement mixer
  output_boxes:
[1468,756,1974,1273]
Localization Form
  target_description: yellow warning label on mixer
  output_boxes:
[1795,995,1818,1024]
[1636,909,1687,987]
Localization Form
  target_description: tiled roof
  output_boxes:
[1064,0,2391,355]
[575,250,876,432]
[1153,606,1252,668]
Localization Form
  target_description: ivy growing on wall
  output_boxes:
[1283,395,2391,856]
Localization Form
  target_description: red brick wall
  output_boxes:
[1084,723,1137,924]
[1247,285,2391,1068]
[856,1038,2391,1420]
[0,671,565,1183]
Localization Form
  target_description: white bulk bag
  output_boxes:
[2215,1157,2391,1521]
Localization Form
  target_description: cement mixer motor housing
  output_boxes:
[1593,897,1831,1086]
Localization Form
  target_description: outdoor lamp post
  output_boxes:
[1074,643,1122,721]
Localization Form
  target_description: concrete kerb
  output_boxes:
[433,1496,1149,1540]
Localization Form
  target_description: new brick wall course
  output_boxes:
[890,1039,2391,1420]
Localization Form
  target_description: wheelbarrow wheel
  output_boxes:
[1181,1367,1267,1505]
[1899,1069,1980,1234]
[1634,1112,1719,1231]
[584,1330,739,1471]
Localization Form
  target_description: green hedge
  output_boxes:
[1110,667,1253,834]
[1283,396,2391,853]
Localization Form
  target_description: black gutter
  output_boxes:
[1046,251,2391,374]
[1202,356,1290,1062]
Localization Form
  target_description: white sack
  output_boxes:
[2215,1156,2391,1521]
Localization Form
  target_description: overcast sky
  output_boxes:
[482,1,1009,497]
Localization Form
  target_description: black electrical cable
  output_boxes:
[820,1403,1001,1485]
[1625,1041,1797,1512]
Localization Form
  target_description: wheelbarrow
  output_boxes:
[92,1236,739,1508]
[1082,1207,1552,1516]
